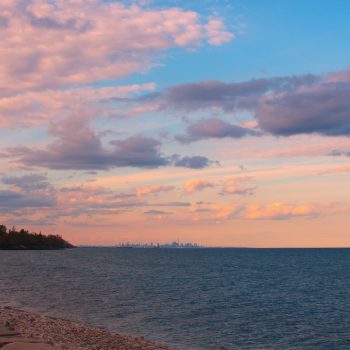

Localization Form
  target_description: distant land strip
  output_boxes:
[116,241,202,249]
[0,225,75,250]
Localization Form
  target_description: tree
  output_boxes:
[0,225,75,250]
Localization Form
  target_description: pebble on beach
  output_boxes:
[0,307,172,350]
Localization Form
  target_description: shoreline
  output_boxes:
[0,307,173,350]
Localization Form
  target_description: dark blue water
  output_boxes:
[1,248,350,349]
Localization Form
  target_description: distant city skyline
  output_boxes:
[116,241,202,249]
[1,0,350,247]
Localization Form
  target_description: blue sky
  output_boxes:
[114,0,350,88]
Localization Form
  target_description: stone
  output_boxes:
[0,336,45,343]
[0,325,20,337]
[1,342,60,350]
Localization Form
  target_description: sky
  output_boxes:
[1,0,350,247]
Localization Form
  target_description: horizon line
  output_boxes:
[77,245,350,249]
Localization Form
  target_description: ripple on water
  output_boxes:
[0,248,350,349]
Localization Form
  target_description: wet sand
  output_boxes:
[0,307,172,350]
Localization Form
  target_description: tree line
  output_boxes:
[0,225,75,250]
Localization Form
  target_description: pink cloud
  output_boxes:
[221,176,256,196]
[136,184,174,197]
[184,179,215,193]
[0,1,233,96]
[190,202,242,220]
[0,83,156,128]
[189,201,348,223]
[317,166,350,176]
[244,202,315,220]
[1,171,348,228]
[206,19,234,45]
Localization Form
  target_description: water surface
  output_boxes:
[1,248,350,349]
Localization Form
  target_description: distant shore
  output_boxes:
[0,307,172,350]
[0,225,75,250]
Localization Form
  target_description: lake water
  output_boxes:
[1,248,350,349]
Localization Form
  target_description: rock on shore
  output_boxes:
[0,307,172,350]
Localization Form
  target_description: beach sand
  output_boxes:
[0,307,172,350]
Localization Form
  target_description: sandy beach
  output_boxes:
[0,307,172,350]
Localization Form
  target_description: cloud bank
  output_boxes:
[5,113,214,170]
[177,118,258,143]
[0,0,233,96]
[151,69,350,139]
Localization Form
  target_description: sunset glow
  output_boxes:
[1,0,350,247]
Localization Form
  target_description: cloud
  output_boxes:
[0,190,55,208]
[148,68,350,138]
[158,76,316,112]
[205,19,234,45]
[4,111,154,170]
[0,0,233,97]
[244,202,315,220]
[110,136,170,168]
[144,210,171,215]
[328,149,350,157]
[0,174,56,208]
[4,113,215,170]
[189,201,343,222]
[51,184,147,222]
[190,202,242,220]
[58,185,141,208]
[317,166,350,176]
[0,16,8,28]
[0,83,156,129]
[184,179,215,193]
[155,202,191,207]
[136,184,174,197]
[6,134,168,170]
[256,78,350,136]
[161,70,350,141]
[2,174,51,191]
[1,181,190,226]
[176,118,258,143]
[171,155,215,169]
[221,177,256,196]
